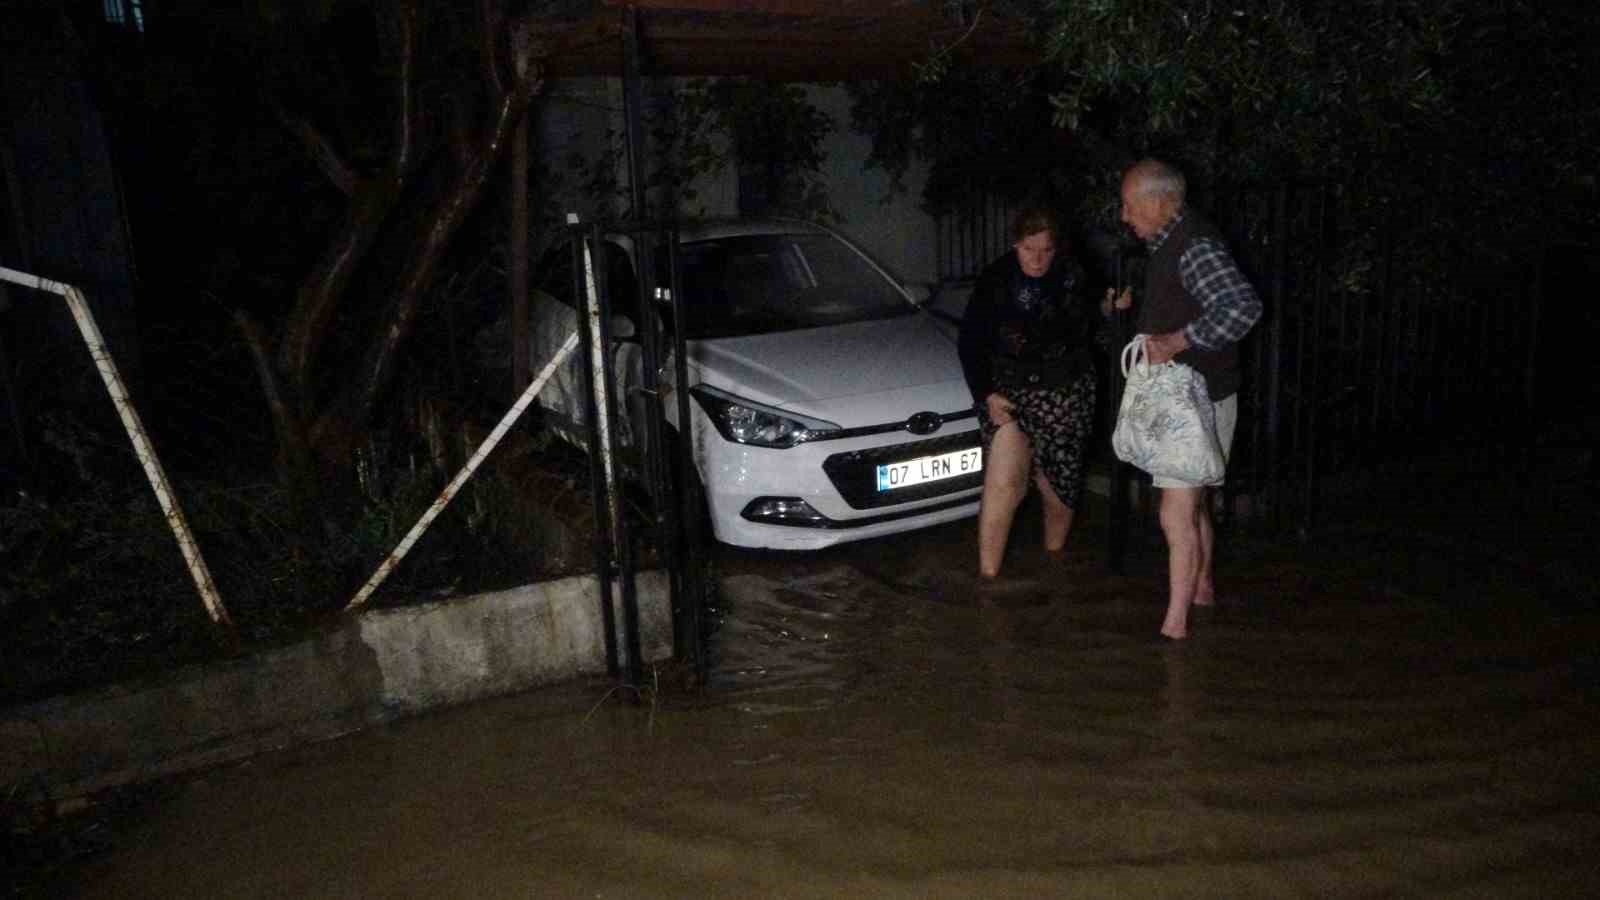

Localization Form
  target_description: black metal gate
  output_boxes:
[568,220,711,691]
[1103,181,1544,552]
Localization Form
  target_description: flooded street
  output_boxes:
[62,459,1600,898]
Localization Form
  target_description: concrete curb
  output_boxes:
[1,571,672,801]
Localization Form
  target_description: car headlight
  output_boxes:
[690,385,840,449]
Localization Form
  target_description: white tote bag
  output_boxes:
[1111,335,1226,485]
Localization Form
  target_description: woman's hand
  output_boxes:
[1101,287,1133,317]
[986,392,1016,427]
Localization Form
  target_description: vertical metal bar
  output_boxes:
[618,8,672,687]
[1106,249,1129,574]
[1288,188,1308,534]
[645,262,685,666]
[1374,215,1395,442]
[1433,238,1454,429]
[1350,189,1369,471]
[613,9,651,689]
[572,225,620,676]
[1224,186,1247,528]
[621,5,648,225]
[593,226,642,687]
[510,117,530,393]
[1302,183,1330,535]
[635,226,679,662]
[1523,255,1544,460]
[1409,198,1429,438]
[1264,185,1287,533]
[1330,185,1350,482]
[666,225,707,680]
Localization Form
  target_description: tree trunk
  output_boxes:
[245,2,543,476]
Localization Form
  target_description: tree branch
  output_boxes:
[313,36,546,452]
[231,307,309,479]
[266,90,356,195]
[481,0,505,99]
[379,0,419,176]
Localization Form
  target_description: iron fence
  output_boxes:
[938,181,1543,544]
[935,194,1015,283]
[1165,182,1538,538]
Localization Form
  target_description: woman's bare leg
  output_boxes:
[1034,470,1074,553]
[978,423,1033,578]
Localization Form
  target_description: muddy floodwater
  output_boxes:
[61,457,1600,898]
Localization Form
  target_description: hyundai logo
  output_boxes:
[906,412,942,435]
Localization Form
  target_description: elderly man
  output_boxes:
[1107,159,1263,639]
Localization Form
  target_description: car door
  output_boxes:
[529,238,644,454]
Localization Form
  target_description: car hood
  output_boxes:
[686,312,974,426]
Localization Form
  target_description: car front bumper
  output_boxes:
[693,410,983,550]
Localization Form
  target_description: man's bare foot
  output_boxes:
[1193,583,1215,607]
[1160,606,1189,639]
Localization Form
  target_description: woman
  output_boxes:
[958,206,1108,579]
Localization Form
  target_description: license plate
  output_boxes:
[876,447,982,491]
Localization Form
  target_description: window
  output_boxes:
[672,234,911,339]
[103,0,145,32]
[533,240,639,323]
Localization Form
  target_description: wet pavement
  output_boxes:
[43,454,1600,897]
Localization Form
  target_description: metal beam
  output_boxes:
[531,3,1038,79]
[601,0,921,16]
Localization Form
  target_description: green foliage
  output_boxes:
[847,65,1072,216]
[853,1,1596,256]
[1019,0,1459,179]
[538,78,838,227]
[665,79,839,221]
[0,413,599,706]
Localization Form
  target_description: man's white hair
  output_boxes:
[1129,159,1187,204]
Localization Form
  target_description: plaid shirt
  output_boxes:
[1148,210,1263,351]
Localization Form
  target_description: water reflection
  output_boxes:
[71,529,1600,899]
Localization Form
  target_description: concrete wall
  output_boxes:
[1,572,672,801]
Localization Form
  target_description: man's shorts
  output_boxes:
[1151,393,1237,489]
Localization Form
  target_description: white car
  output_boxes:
[529,218,982,550]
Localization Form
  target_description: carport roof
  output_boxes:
[531,0,1041,80]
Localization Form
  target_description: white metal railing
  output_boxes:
[344,330,579,611]
[0,265,233,630]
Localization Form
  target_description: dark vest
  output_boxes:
[1137,212,1241,401]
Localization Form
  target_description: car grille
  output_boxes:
[821,430,983,510]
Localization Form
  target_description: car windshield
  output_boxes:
[668,233,913,339]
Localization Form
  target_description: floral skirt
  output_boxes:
[977,369,1097,509]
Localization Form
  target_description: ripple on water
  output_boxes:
[706,570,882,714]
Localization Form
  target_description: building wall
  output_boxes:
[803,84,938,290]
[530,79,938,289]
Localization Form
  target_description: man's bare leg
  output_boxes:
[1158,486,1204,639]
[1193,489,1216,606]
[978,424,1032,578]
[1035,470,1074,553]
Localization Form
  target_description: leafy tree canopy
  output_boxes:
[854,0,1598,249]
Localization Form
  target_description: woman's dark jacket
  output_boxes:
[957,251,1104,405]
